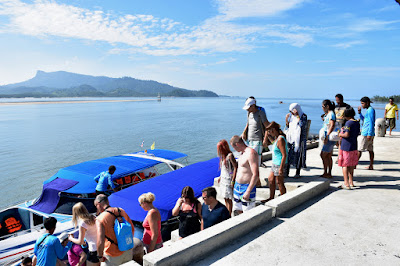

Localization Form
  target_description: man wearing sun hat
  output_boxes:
[241,97,269,166]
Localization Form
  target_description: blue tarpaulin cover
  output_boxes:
[30,178,78,213]
[43,149,187,194]
[109,157,220,222]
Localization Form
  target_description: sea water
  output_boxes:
[0,97,389,209]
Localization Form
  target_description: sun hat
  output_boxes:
[243,98,256,110]
[58,232,69,243]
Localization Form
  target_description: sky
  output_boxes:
[0,0,399,98]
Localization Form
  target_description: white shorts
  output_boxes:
[247,140,262,166]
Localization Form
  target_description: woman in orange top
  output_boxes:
[138,192,163,253]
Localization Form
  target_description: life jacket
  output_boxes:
[5,217,22,233]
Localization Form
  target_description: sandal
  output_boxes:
[340,184,351,190]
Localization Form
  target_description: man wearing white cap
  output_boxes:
[241,97,269,166]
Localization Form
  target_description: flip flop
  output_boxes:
[340,184,351,190]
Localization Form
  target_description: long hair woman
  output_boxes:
[139,192,163,253]
[320,99,336,178]
[216,139,238,214]
[68,202,99,266]
[172,186,202,239]
[264,122,288,201]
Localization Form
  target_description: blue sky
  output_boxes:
[0,0,399,98]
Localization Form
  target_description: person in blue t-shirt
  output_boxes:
[94,165,117,195]
[32,217,71,266]
[201,187,230,230]
[357,97,375,170]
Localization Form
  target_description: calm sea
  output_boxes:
[0,97,390,209]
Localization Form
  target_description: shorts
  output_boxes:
[387,118,396,130]
[233,182,256,212]
[338,149,359,167]
[247,140,262,166]
[87,251,100,263]
[359,136,374,152]
[103,248,133,266]
[271,163,287,176]
[321,140,335,153]
[144,242,163,253]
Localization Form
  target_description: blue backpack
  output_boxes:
[105,208,134,251]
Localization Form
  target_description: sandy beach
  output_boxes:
[0,98,158,106]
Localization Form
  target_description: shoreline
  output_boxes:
[0,98,158,106]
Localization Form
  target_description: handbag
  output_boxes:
[328,131,340,142]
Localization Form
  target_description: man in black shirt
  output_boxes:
[201,187,231,230]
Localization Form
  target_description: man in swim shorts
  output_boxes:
[230,135,259,215]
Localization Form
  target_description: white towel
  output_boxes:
[287,115,301,152]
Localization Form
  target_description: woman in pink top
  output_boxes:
[139,192,163,253]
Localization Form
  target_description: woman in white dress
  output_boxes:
[217,139,238,215]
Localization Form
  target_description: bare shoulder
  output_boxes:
[149,208,161,220]
[247,147,258,157]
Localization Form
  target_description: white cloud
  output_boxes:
[216,0,306,20]
[348,18,400,33]
[304,66,400,77]
[315,60,336,63]
[332,40,365,49]
[0,0,313,56]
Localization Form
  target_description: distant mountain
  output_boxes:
[0,70,219,98]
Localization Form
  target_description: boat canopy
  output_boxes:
[109,157,220,222]
[43,149,187,195]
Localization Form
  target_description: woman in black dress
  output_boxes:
[172,186,202,239]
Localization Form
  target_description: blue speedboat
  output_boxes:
[0,149,187,265]
[108,157,220,241]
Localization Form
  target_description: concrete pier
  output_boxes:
[194,132,400,265]
[124,132,400,265]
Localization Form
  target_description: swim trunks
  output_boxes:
[233,182,256,212]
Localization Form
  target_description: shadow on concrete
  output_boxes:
[193,188,334,265]
[354,175,400,183]
[193,218,286,265]
[358,160,400,165]
[356,184,400,190]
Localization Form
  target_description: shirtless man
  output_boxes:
[230,135,259,214]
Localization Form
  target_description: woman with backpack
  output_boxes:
[139,192,163,253]
[68,202,99,266]
[172,186,202,239]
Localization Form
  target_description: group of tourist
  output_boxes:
[318,94,397,189]
[27,95,397,266]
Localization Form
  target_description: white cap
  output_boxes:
[58,232,69,242]
[243,98,256,110]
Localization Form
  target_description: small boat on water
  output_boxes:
[0,149,187,265]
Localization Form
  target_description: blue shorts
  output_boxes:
[322,140,335,153]
[233,182,256,212]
